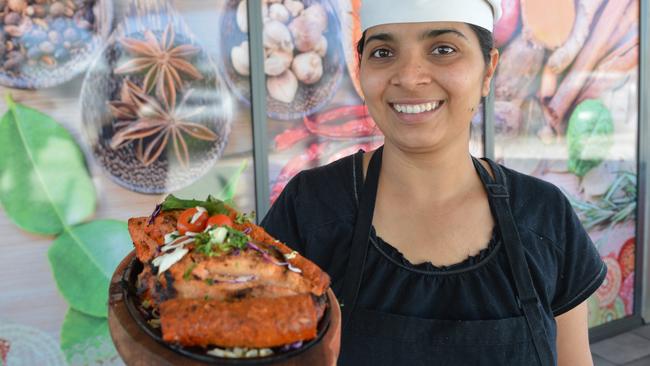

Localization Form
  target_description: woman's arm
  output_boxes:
[556,301,594,366]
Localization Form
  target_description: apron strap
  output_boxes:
[340,146,383,332]
[472,157,555,366]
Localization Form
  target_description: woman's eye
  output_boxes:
[432,46,456,56]
[371,48,393,58]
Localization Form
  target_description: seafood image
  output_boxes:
[126,195,330,355]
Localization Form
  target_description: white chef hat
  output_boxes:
[360,0,502,33]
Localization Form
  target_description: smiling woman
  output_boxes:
[358,21,497,154]
[261,1,606,365]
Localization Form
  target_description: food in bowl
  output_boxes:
[127,195,330,357]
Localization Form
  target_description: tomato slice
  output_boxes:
[206,214,233,228]
[177,208,208,235]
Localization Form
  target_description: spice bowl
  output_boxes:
[0,0,113,89]
[80,0,233,194]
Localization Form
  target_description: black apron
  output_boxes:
[337,147,555,365]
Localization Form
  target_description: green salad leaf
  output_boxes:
[161,194,230,215]
[48,220,132,317]
[0,94,95,235]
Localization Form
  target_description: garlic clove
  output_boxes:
[267,70,298,103]
[314,35,328,57]
[269,3,290,24]
[303,3,328,32]
[264,49,293,76]
[236,0,248,33]
[231,41,250,76]
[284,0,304,17]
[263,20,294,53]
[291,51,323,85]
[289,15,322,53]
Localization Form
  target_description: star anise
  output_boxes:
[114,24,203,109]
[109,82,218,169]
[108,79,141,126]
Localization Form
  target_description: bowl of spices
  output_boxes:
[0,0,113,89]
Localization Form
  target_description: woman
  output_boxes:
[262,0,606,365]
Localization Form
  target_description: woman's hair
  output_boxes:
[356,24,494,65]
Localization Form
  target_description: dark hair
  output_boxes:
[356,23,494,65]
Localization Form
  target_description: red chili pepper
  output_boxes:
[303,114,380,138]
[308,105,369,125]
[270,142,329,204]
[274,126,311,151]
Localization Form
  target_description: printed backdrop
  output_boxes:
[0,0,640,365]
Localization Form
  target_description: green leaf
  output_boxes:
[160,194,230,215]
[217,159,248,204]
[48,220,132,317]
[0,94,95,235]
[566,99,614,177]
[61,308,120,365]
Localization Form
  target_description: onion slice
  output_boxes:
[246,242,302,273]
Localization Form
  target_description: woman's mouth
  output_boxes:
[389,100,445,123]
[391,101,444,114]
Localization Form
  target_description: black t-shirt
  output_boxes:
[261,151,606,325]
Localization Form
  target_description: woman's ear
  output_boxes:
[482,48,500,97]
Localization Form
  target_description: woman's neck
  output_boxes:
[372,140,480,205]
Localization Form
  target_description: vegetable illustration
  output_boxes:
[566,99,613,177]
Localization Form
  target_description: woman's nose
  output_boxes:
[390,55,433,89]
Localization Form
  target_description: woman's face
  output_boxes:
[359,22,498,154]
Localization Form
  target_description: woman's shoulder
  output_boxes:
[496,162,576,243]
[276,151,361,225]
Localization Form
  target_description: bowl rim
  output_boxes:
[120,255,332,365]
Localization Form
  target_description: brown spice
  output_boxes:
[41,55,55,66]
[49,2,65,17]
[115,24,203,110]
[4,12,20,25]
[4,25,23,38]
[7,0,27,13]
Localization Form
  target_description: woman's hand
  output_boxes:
[556,301,594,366]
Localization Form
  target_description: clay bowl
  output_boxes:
[218,0,344,121]
[108,251,341,366]
[0,0,113,89]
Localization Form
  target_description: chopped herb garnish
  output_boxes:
[183,263,197,280]
[205,278,214,285]
[235,211,256,224]
[223,226,251,250]
[193,225,252,256]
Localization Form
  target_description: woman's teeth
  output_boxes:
[392,101,442,114]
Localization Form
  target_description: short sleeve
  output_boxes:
[260,174,306,254]
[550,197,607,316]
